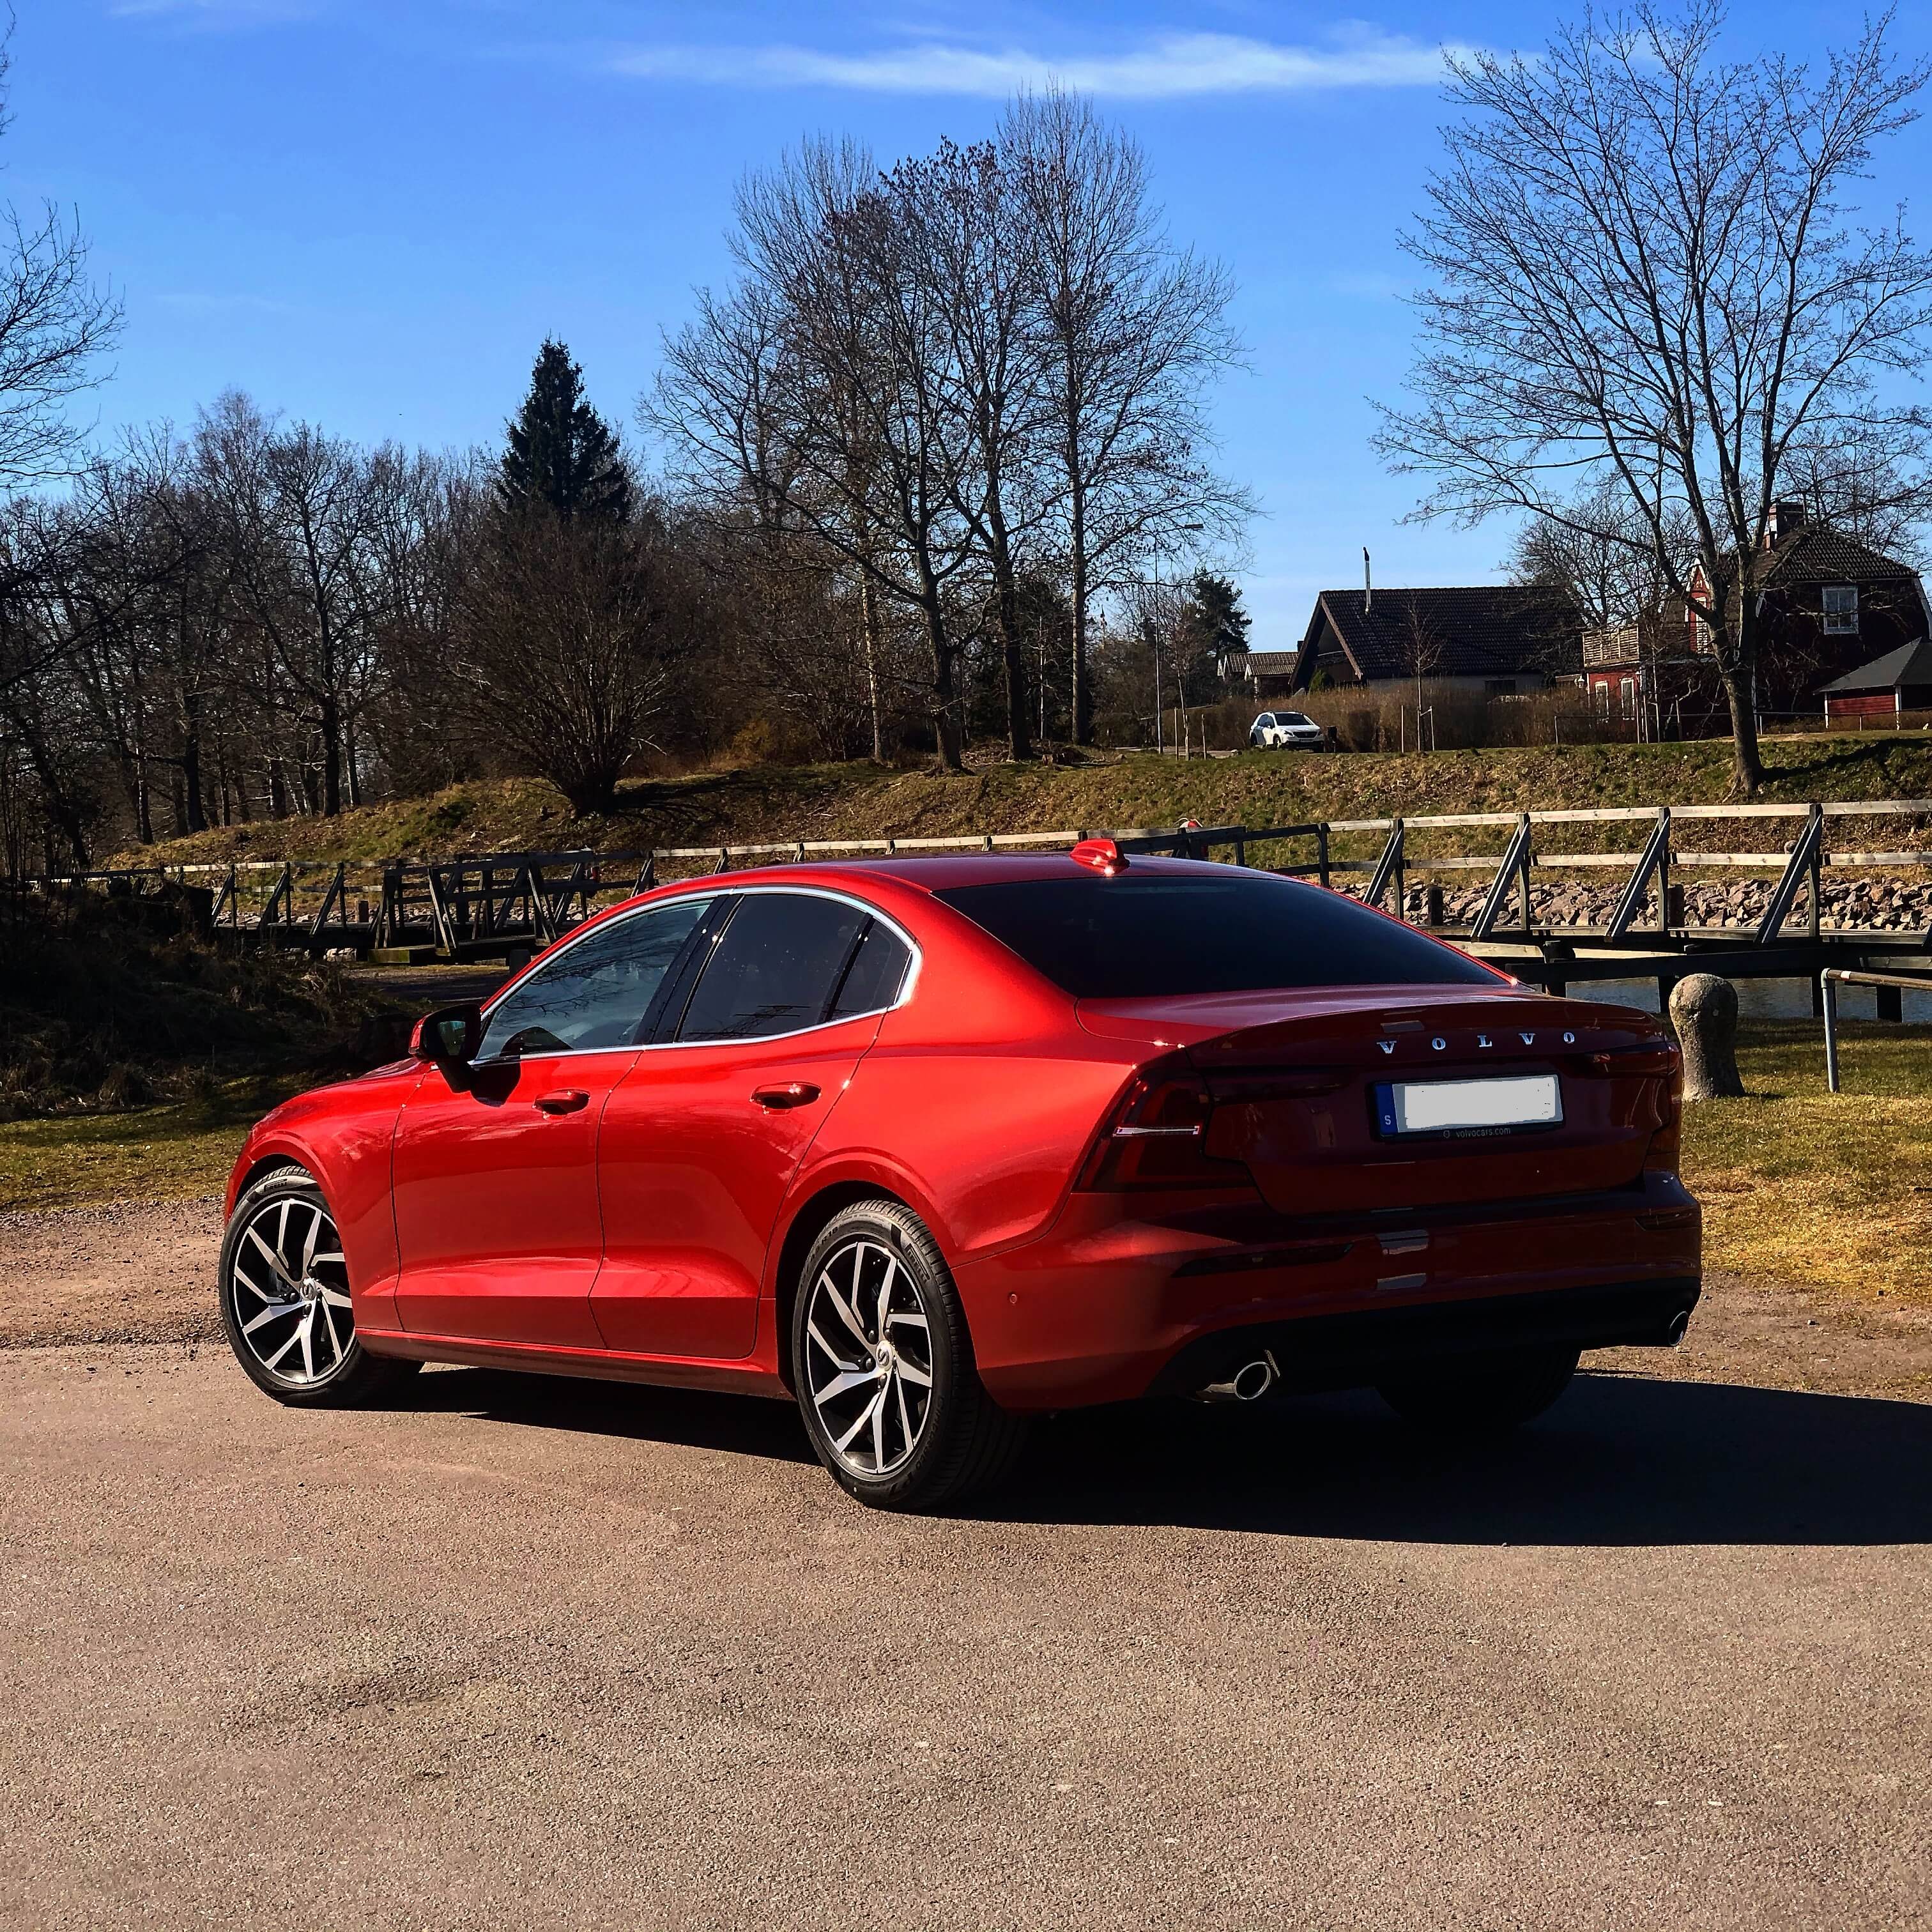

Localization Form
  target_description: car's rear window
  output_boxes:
[933,874,1496,998]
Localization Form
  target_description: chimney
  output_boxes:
[1766,500,1807,549]
[1363,547,1372,616]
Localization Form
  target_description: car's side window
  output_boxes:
[477,898,709,1061]
[677,893,872,1043]
[831,921,912,1018]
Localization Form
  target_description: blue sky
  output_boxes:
[13,1,1931,641]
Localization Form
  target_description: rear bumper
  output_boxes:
[957,1175,1702,1409]
[1144,1275,1700,1401]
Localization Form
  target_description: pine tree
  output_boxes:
[1183,571,1251,678]
[499,340,632,524]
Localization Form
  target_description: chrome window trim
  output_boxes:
[472,883,922,1068]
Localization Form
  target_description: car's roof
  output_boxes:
[618,850,1234,905]
[748,851,1213,892]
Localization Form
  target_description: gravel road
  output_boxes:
[2,1203,1929,1930]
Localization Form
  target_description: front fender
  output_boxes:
[223,1071,420,1325]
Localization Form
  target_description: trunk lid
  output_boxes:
[1078,985,1675,1215]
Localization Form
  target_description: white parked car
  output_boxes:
[1250,710,1324,750]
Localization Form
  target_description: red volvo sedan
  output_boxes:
[220,846,1699,1509]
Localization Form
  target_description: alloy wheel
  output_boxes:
[802,1238,935,1478]
[227,1194,355,1388]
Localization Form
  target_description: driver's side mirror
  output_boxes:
[410,1001,483,1067]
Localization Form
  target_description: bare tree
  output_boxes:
[0,34,120,486]
[0,494,94,861]
[195,394,387,816]
[648,256,899,762]
[459,507,687,818]
[902,138,1054,760]
[1396,605,1444,751]
[360,443,486,795]
[1375,2,1932,793]
[659,141,982,769]
[1002,86,1250,743]
[1779,423,1932,566]
[1510,478,1698,629]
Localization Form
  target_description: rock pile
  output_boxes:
[1335,873,1932,933]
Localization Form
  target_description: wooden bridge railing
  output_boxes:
[20,796,1932,961]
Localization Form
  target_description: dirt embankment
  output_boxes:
[112,737,1932,874]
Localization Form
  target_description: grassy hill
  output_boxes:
[115,736,1932,874]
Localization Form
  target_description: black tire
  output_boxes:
[218,1165,421,1409]
[1376,1345,1580,1438]
[790,1200,1029,1511]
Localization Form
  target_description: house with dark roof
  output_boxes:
[1819,639,1932,726]
[1276,585,1582,698]
[1583,503,1929,727]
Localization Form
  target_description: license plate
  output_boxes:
[1373,1074,1562,1138]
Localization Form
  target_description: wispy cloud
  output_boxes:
[109,0,317,25]
[603,27,1461,100]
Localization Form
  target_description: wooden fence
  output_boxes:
[24,797,1932,976]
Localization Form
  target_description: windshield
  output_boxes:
[934,873,1496,999]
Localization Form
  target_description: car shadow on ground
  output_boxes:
[401,1365,1931,1547]
[406,1363,820,1466]
[999,1372,1932,1547]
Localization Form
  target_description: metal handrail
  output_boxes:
[1820,967,1932,1092]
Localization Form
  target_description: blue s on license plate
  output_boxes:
[1373,1073,1563,1138]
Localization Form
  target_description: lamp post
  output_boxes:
[1126,526,1204,756]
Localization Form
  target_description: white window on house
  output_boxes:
[1595,679,1611,714]
[1823,585,1859,635]
[1620,677,1637,719]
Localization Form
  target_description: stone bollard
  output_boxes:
[1668,972,1745,1100]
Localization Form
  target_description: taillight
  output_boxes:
[1077,1054,1246,1192]
[1575,1039,1680,1078]
[1568,1037,1683,1172]
[1644,1059,1683,1174]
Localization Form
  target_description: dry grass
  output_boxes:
[0,1075,303,1213]
[114,735,1932,882]
[1682,1020,1932,1307]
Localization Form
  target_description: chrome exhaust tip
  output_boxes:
[1664,1309,1690,1346]
[1197,1350,1280,1404]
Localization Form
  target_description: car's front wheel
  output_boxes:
[1376,1345,1580,1438]
[792,1200,1028,1510]
[218,1166,420,1408]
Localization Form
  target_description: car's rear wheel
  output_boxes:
[218,1167,419,1408]
[1376,1345,1580,1438]
[792,1200,1028,1511]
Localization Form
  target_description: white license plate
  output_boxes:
[1374,1073,1562,1137]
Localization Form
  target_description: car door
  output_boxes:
[593,890,916,1361]
[390,895,710,1346]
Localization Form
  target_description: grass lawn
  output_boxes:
[3,1020,1924,1305]
[1685,1020,1932,1306]
[0,1076,304,1214]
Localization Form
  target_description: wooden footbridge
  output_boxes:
[27,797,1932,1006]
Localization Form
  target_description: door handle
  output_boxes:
[751,1082,821,1110]
[535,1089,590,1115]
